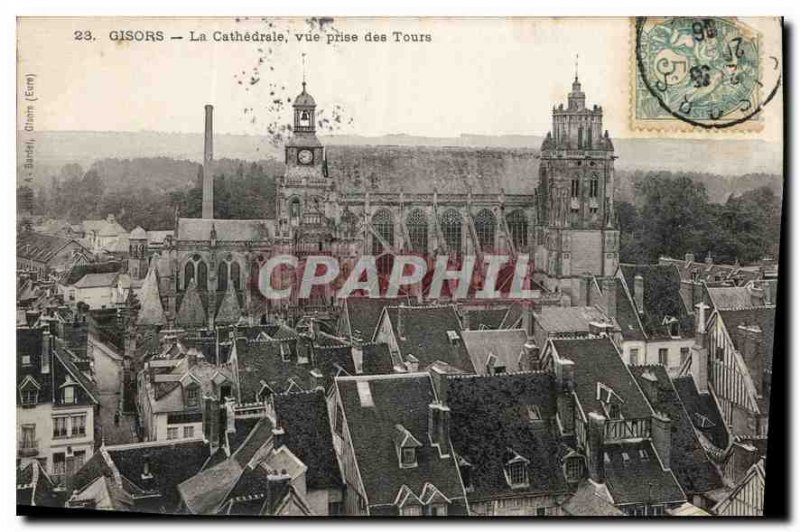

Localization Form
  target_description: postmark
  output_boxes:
[631,17,781,132]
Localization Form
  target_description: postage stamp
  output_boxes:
[631,17,781,132]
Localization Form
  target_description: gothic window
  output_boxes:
[506,210,528,249]
[590,175,599,198]
[474,209,496,252]
[440,209,462,253]
[197,261,208,291]
[371,209,394,255]
[218,261,228,291]
[578,126,583,148]
[406,209,428,253]
[571,178,580,198]
[289,198,301,221]
[184,261,195,290]
[231,261,241,290]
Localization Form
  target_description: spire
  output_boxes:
[215,283,242,325]
[302,52,307,92]
[176,278,207,328]
[572,54,582,93]
[137,258,167,327]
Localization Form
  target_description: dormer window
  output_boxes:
[639,449,649,461]
[597,382,624,420]
[60,378,77,405]
[280,343,290,362]
[185,385,200,409]
[504,449,530,488]
[621,452,630,466]
[563,454,585,483]
[446,330,460,344]
[527,405,542,421]
[394,424,422,469]
[19,376,40,406]
[402,448,417,467]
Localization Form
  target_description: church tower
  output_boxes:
[276,81,333,252]
[534,74,620,302]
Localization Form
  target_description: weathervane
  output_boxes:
[302,53,307,89]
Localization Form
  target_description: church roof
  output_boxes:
[137,260,167,326]
[325,145,538,195]
[215,285,242,325]
[176,279,207,328]
[176,218,274,242]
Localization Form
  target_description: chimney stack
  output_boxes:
[202,104,214,219]
[685,252,695,263]
[633,274,644,314]
[651,412,672,469]
[586,412,607,483]
[555,357,576,433]
[691,303,710,393]
[428,402,451,452]
[601,277,617,318]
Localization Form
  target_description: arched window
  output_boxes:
[289,198,301,222]
[231,261,241,291]
[506,210,528,250]
[218,261,228,291]
[184,261,195,290]
[440,209,462,253]
[589,175,599,198]
[578,126,584,148]
[406,209,428,253]
[371,209,394,255]
[197,261,208,291]
[474,209,496,252]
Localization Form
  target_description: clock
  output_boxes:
[297,149,314,165]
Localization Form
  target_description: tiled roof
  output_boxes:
[176,218,274,243]
[464,307,510,330]
[233,338,311,402]
[99,439,211,513]
[561,480,624,516]
[178,456,244,514]
[314,344,355,386]
[17,461,60,508]
[342,296,410,342]
[619,264,694,339]
[386,305,475,373]
[17,231,84,263]
[53,344,99,404]
[630,366,723,495]
[535,306,616,334]
[446,372,570,500]
[336,374,466,507]
[214,285,242,325]
[707,287,758,310]
[659,257,762,285]
[62,261,123,286]
[360,342,394,375]
[603,440,685,506]
[603,278,646,341]
[549,337,652,420]
[672,376,730,451]
[325,145,538,195]
[461,328,528,373]
[274,389,342,490]
[74,272,119,289]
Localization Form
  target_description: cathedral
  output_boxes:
[129,74,619,329]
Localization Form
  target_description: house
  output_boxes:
[629,365,724,510]
[17,230,90,276]
[329,373,470,516]
[460,328,535,374]
[443,371,572,515]
[229,334,313,403]
[583,276,647,367]
[137,350,233,442]
[63,271,126,309]
[712,458,765,516]
[539,336,686,515]
[80,214,128,254]
[67,439,211,513]
[272,389,344,514]
[704,305,775,436]
[532,305,620,359]
[337,296,411,344]
[17,460,62,508]
[373,304,475,373]
[17,327,99,488]
[618,264,696,373]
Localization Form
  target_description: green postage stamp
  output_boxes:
[631,17,781,132]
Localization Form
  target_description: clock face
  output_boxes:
[297,149,314,165]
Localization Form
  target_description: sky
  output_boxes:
[17,17,782,142]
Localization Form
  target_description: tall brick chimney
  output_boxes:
[586,412,607,483]
[691,303,710,393]
[202,104,214,219]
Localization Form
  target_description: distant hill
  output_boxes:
[18,130,782,202]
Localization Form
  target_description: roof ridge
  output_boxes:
[718,304,776,311]
[447,369,551,379]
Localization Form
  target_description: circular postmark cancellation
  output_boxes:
[634,17,781,130]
